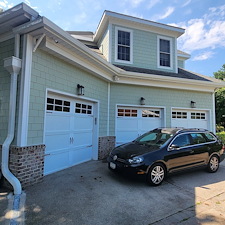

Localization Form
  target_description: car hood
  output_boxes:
[112,142,159,159]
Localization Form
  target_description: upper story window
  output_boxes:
[157,36,173,70]
[115,27,133,64]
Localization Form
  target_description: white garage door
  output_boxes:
[116,107,163,145]
[44,95,94,175]
[171,109,209,130]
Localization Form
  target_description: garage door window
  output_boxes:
[142,110,160,118]
[75,103,92,115]
[46,98,70,112]
[117,108,137,117]
[191,112,206,120]
[172,111,187,119]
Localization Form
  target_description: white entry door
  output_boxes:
[171,109,209,130]
[44,95,94,175]
[116,107,163,145]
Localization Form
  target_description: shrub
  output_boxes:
[217,132,225,144]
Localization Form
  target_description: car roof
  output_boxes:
[155,127,209,135]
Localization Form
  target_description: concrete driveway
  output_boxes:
[1,160,225,225]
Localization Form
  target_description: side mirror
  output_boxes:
[169,144,180,151]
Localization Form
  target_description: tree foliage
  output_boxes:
[214,64,225,127]
[214,64,225,81]
[215,87,225,126]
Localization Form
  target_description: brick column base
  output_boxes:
[98,136,115,160]
[0,144,45,188]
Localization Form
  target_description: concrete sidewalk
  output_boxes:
[1,160,225,225]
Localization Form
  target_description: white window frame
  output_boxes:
[157,35,173,70]
[115,26,133,64]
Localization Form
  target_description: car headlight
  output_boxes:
[128,156,144,164]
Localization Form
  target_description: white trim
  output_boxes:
[43,88,99,160]
[115,26,133,64]
[107,82,110,136]
[175,39,178,73]
[16,34,33,147]
[157,35,173,70]
[212,92,216,133]
[108,23,112,63]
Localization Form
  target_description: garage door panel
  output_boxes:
[45,133,70,153]
[44,151,69,175]
[73,116,93,130]
[117,118,138,129]
[45,114,70,132]
[73,131,92,146]
[140,118,161,133]
[69,147,92,166]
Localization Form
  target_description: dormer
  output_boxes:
[94,11,185,73]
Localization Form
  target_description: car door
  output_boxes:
[188,132,209,165]
[165,133,197,172]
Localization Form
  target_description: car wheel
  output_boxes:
[147,163,166,186]
[207,155,219,173]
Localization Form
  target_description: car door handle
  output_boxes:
[190,150,194,154]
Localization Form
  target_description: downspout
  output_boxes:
[1,34,22,195]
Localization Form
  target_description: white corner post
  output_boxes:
[2,56,22,195]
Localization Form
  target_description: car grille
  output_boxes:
[116,158,126,163]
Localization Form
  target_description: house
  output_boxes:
[0,3,224,188]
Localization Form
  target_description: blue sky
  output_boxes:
[1,0,225,77]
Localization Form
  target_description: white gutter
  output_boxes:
[2,34,22,195]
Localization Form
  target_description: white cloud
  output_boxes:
[0,0,14,9]
[182,0,191,7]
[177,4,225,55]
[130,0,145,8]
[151,6,174,21]
[147,0,161,9]
[192,51,214,61]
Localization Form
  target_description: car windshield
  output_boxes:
[135,129,174,146]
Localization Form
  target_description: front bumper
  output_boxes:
[107,155,147,175]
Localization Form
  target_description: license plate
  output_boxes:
[110,162,116,169]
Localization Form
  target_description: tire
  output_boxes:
[147,163,166,186]
[207,155,219,173]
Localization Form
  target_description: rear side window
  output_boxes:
[190,133,206,145]
[205,133,216,142]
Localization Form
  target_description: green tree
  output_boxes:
[214,64,225,128]
[214,64,225,80]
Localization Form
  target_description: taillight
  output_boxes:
[222,145,225,153]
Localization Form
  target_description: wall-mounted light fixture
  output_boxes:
[77,84,84,95]
[140,97,145,105]
[190,101,196,108]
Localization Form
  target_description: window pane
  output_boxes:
[190,133,206,145]
[172,134,191,148]
[160,39,170,53]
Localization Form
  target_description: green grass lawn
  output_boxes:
[217,131,225,144]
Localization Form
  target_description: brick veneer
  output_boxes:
[0,144,45,188]
[98,136,115,160]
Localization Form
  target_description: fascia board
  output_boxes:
[105,11,184,35]
[94,11,184,42]
[116,76,215,92]
[118,70,225,91]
